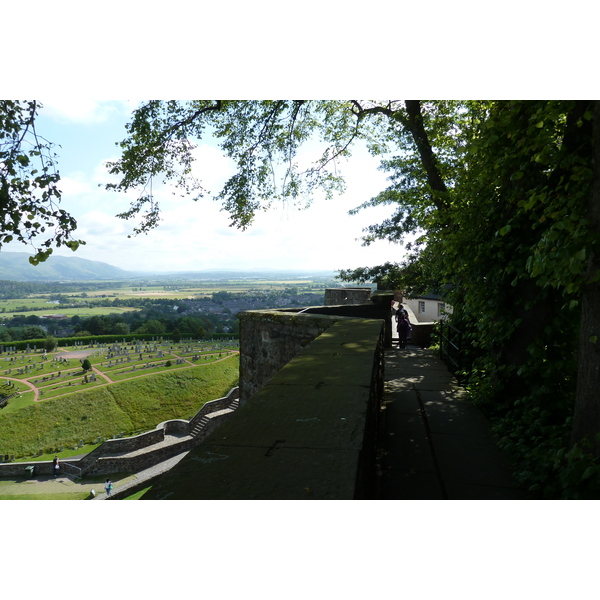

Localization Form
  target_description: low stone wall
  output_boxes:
[411,322,435,348]
[90,410,236,476]
[94,428,165,455]
[188,387,239,429]
[0,387,239,479]
[324,288,372,305]
[238,309,340,404]
[142,317,385,500]
[162,419,189,435]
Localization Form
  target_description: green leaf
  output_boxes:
[575,248,586,261]
[582,466,596,480]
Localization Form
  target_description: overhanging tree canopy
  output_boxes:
[0,101,84,264]
[106,99,600,496]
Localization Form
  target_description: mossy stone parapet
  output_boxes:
[238,299,393,406]
[324,287,372,305]
[143,318,385,500]
[238,309,341,404]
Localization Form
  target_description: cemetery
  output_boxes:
[0,338,239,406]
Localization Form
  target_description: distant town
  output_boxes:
[0,274,364,343]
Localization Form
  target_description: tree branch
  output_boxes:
[404,100,449,211]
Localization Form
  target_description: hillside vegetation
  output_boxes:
[0,252,130,281]
[0,354,239,457]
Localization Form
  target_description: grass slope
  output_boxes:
[0,355,239,457]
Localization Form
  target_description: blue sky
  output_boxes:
[6,100,403,274]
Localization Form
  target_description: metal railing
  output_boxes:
[439,321,463,376]
[61,462,83,480]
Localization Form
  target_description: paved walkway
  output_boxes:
[92,450,190,500]
[0,451,191,499]
[380,344,526,499]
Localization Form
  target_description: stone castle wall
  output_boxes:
[238,310,340,404]
[324,288,372,305]
[143,315,386,500]
[238,295,393,405]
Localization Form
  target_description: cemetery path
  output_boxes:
[1,376,39,401]
[55,348,97,359]
[93,366,114,384]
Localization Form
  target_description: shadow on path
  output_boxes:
[380,346,527,500]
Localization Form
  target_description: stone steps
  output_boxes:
[82,399,240,476]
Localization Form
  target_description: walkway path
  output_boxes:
[0,451,191,499]
[380,344,526,499]
[91,450,190,500]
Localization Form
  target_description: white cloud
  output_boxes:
[41,100,139,125]
[57,174,93,196]
[83,142,397,272]
[16,105,407,274]
[189,145,237,196]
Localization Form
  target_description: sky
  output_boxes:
[5,4,594,277]
[5,100,403,275]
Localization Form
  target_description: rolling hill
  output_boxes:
[0,252,130,281]
[0,252,338,282]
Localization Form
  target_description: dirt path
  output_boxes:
[55,348,98,359]
[0,376,39,401]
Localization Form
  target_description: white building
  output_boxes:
[400,294,450,323]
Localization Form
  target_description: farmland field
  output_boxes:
[0,276,335,318]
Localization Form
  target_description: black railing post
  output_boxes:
[439,320,463,380]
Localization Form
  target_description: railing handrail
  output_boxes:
[439,320,462,376]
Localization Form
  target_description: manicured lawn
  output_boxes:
[0,492,91,500]
[123,486,152,500]
[0,471,137,499]
[0,342,238,407]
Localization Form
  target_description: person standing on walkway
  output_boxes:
[397,315,410,349]
[53,455,60,477]
[105,478,113,497]
[397,304,409,319]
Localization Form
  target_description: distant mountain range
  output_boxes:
[0,252,337,282]
[0,252,130,281]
